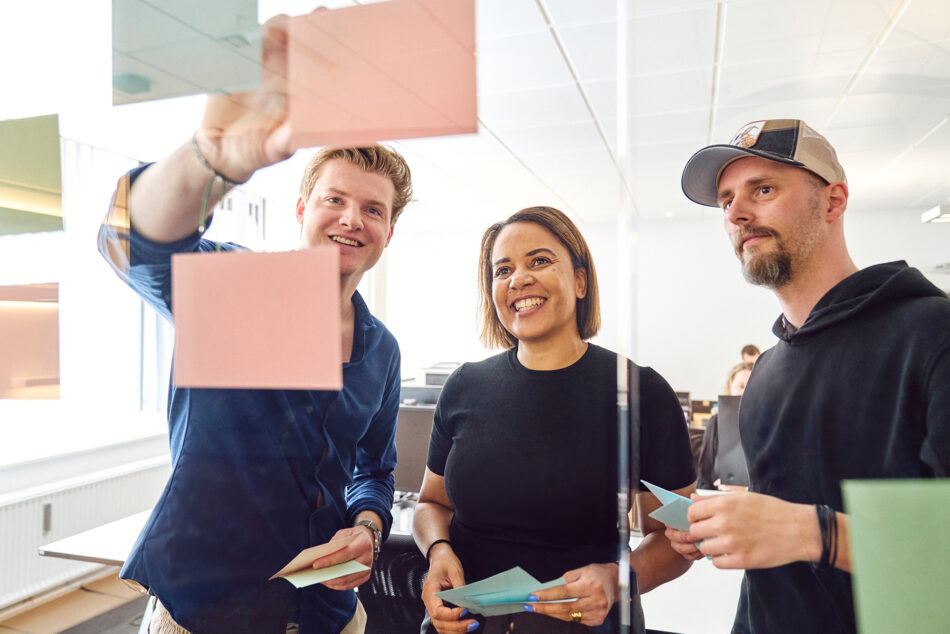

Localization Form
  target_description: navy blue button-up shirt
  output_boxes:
[98,167,400,633]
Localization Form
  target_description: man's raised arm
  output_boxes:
[129,15,293,243]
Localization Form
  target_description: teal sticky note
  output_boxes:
[843,479,950,634]
[642,479,693,532]
[468,576,565,605]
[436,566,569,617]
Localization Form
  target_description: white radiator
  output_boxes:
[0,456,170,610]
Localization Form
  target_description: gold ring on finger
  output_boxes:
[570,610,583,623]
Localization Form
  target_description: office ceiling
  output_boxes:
[7,0,950,229]
[368,0,950,224]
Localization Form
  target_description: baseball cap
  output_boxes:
[681,119,847,207]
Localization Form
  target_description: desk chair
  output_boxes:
[358,532,428,633]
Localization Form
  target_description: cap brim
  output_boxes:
[681,145,804,207]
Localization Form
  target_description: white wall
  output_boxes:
[637,209,950,401]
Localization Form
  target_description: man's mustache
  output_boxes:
[734,227,779,254]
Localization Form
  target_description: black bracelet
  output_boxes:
[828,506,839,569]
[425,538,451,561]
[814,504,836,569]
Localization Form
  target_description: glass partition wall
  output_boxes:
[3,0,950,631]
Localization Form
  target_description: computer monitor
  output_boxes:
[715,395,750,487]
[392,405,435,493]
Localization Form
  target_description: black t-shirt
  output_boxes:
[427,343,695,584]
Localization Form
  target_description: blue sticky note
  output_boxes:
[641,479,693,532]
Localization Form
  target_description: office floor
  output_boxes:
[0,573,145,634]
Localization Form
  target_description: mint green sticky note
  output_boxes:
[842,479,950,634]
[642,479,693,532]
[280,559,369,588]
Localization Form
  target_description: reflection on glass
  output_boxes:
[112,0,261,105]
[0,284,59,400]
[0,114,63,236]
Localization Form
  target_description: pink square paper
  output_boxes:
[171,248,342,390]
[287,0,476,149]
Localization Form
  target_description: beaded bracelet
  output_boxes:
[190,134,243,233]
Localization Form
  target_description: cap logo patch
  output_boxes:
[730,121,764,149]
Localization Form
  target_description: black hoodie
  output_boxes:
[732,261,950,634]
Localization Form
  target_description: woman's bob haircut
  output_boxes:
[478,206,600,349]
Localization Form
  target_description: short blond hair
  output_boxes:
[299,146,413,224]
[478,206,600,349]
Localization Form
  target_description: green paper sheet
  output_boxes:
[280,559,369,589]
[842,479,950,634]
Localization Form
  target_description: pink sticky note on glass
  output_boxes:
[287,0,476,149]
[171,248,342,390]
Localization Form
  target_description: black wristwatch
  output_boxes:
[354,519,381,565]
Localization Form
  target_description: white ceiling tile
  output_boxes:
[478,84,590,129]
[476,30,574,94]
[635,69,712,114]
[495,120,605,156]
[542,0,616,27]
[523,148,619,176]
[558,21,616,83]
[888,0,950,43]
[820,0,903,30]
[475,0,547,40]
[582,78,617,122]
[632,6,717,75]
[631,110,710,146]
[723,1,830,62]
[636,0,720,13]
[717,60,848,108]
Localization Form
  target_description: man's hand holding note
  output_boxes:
[271,533,371,589]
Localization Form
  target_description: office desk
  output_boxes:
[38,510,151,566]
[37,510,152,633]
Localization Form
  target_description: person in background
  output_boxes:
[740,344,760,363]
[97,15,412,633]
[413,206,696,633]
[669,118,950,633]
[695,361,754,490]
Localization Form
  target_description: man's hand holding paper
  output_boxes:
[312,525,376,590]
[197,13,294,184]
[684,491,821,570]
[270,533,371,590]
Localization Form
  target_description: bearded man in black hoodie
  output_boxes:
[666,119,950,634]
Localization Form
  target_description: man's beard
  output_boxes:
[734,193,823,289]
[742,248,792,288]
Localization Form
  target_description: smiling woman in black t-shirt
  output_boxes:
[412,206,696,634]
